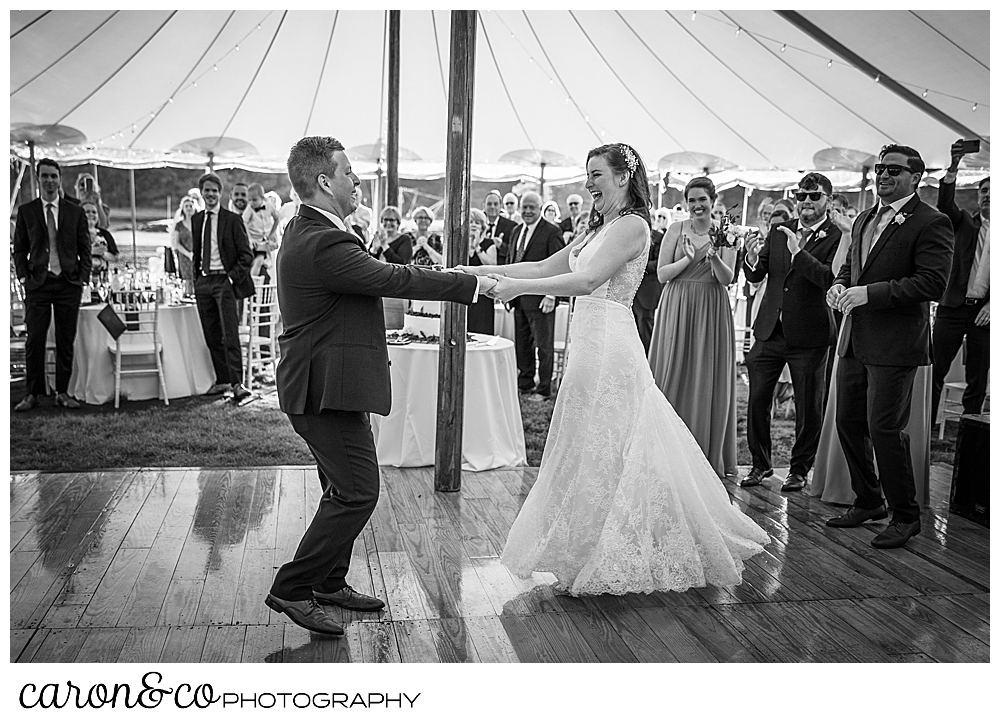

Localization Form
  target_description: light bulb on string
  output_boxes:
[735,27,741,36]
[780,44,786,52]
[972,103,978,111]
[213,65,218,71]
[874,74,880,83]
[235,45,240,51]
[827,59,833,68]
[921,89,928,97]
[691,11,696,21]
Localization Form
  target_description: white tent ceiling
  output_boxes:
[9,9,990,175]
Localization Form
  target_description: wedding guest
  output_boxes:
[191,172,254,403]
[652,207,672,234]
[503,192,523,224]
[648,176,738,478]
[712,199,728,223]
[172,196,197,296]
[411,206,444,266]
[13,158,91,411]
[84,200,118,284]
[349,202,373,244]
[825,144,954,549]
[243,182,281,279]
[931,139,990,423]
[632,213,665,353]
[483,190,518,264]
[559,193,586,243]
[542,200,560,225]
[369,205,413,264]
[466,208,497,334]
[70,172,111,227]
[229,182,249,215]
[740,173,841,491]
[508,191,564,399]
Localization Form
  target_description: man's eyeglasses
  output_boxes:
[568,202,580,207]
[381,218,399,225]
[874,164,911,177]
[794,191,826,202]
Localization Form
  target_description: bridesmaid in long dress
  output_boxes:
[648,177,738,478]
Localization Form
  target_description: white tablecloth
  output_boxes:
[371,335,526,471]
[54,303,215,405]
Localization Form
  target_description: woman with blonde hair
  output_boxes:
[411,206,444,266]
[171,195,197,295]
[370,205,413,265]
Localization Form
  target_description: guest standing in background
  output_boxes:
[13,159,91,412]
[483,190,518,265]
[466,208,497,334]
[931,139,990,424]
[172,196,197,295]
[740,173,841,492]
[542,201,560,225]
[631,216,665,353]
[559,193,586,244]
[369,206,413,265]
[84,200,118,285]
[410,206,444,266]
[647,177,738,478]
[503,192,523,225]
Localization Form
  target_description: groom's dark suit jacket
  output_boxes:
[834,194,953,366]
[275,204,478,416]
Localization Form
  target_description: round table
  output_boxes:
[371,334,526,471]
[57,302,215,405]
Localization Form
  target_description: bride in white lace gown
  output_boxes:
[460,144,768,596]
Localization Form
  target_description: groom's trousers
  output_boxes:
[270,409,379,601]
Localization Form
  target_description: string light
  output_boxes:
[691,11,696,21]
[972,103,978,111]
[780,44,786,52]
[922,89,928,97]
[874,74,880,83]
[827,59,833,67]
[735,27,741,36]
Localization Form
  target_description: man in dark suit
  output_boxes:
[631,223,665,353]
[740,173,842,492]
[507,191,565,399]
[931,139,989,423]
[13,159,91,411]
[191,173,255,402]
[826,144,954,549]
[558,193,585,243]
[483,190,518,265]
[265,137,489,636]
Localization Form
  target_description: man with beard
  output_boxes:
[740,173,842,492]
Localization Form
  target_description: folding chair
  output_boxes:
[107,290,167,409]
[240,279,279,390]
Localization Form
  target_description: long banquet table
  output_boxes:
[371,334,527,471]
[51,302,215,405]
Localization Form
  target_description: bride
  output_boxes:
[459,144,769,596]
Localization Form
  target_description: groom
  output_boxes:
[266,137,492,635]
[825,144,953,549]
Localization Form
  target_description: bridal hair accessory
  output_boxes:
[619,144,638,175]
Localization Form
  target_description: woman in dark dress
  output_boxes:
[84,200,118,285]
[466,208,497,334]
[410,206,444,266]
[371,205,413,264]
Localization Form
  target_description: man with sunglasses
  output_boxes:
[741,173,842,492]
[931,140,989,427]
[559,193,586,243]
[825,144,954,550]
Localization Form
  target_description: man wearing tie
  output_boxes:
[508,191,565,399]
[191,173,255,402]
[483,190,518,265]
[931,140,989,424]
[740,173,841,492]
[13,159,91,411]
[825,144,954,549]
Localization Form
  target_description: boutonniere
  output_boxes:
[816,229,828,240]
[893,212,909,226]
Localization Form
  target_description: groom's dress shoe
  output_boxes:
[825,505,887,528]
[265,594,344,636]
[781,473,807,492]
[14,394,37,412]
[739,468,773,488]
[313,585,385,612]
[871,520,921,549]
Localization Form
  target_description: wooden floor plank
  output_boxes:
[862,596,990,663]
[597,606,682,663]
[120,469,187,548]
[201,625,248,663]
[158,625,209,663]
[532,611,602,663]
[666,604,766,663]
[241,624,285,663]
[635,606,719,662]
[358,621,402,663]
[233,548,274,625]
[78,547,148,627]
[10,629,39,663]
[74,627,131,663]
[157,579,205,626]
[28,628,90,663]
[245,467,280,551]
[10,550,41,593]
[116,626,170,663]
[466,614,520,663]
[498,614,560,663]
[393,619,442,663]
[913,595,990,645]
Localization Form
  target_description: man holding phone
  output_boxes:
[931,139,990,425]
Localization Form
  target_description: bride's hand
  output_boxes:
[487,273,518,303]
[454,264,491,276]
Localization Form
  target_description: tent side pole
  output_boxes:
[386,10,400,209]
[434,9,477,494]
[129,168,138,266]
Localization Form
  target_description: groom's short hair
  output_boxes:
[287,136,346,200]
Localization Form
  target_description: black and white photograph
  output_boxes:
[8,4,990,719]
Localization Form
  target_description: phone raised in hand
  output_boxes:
[961,139,981,155]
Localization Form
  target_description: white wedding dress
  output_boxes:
[501,216,770,596]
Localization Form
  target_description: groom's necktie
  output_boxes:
[861,205,893,266]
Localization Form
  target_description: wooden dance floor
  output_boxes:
[11,465,989,663]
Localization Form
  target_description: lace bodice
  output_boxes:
[569,216,650,308]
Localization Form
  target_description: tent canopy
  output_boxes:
[10,10,989,176]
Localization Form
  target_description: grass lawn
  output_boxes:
[9,368,960,471]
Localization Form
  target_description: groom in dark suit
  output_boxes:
[825,144,954,549]
[266,137,490,635]
[12,158,91,411]
[741,172,841,492]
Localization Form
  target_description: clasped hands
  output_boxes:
[826,283,868,315]
[455,265,519,303]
